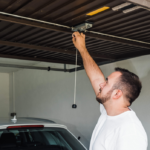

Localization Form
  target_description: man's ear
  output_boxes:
[112,89,122,99]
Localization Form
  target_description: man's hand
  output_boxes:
[72,32,87,53]
[72,31,105,95]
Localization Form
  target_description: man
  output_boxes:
[72,32,148,150]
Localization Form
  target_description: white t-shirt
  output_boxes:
[89,104,148,150]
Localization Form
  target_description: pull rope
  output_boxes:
[73,48,78,104]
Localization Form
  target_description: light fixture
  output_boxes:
[112,2,132,11]
[86,6,110,16]
[123,6,142,13]
[127,0,150,9]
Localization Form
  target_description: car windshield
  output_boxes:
[0,127,86,150]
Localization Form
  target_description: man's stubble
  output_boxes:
[96,89,113,104]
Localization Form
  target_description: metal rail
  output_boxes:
[0,11,150,46]
[0,11,70,29]
[0,63,70,72]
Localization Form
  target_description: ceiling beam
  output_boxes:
[0,63,70,72]
[0,54,76,65]
[0,40,115,60]
[85,32,150,50]
[0,14,71,34]
[0,14,150,50]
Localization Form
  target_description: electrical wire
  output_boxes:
[73,48,78,104]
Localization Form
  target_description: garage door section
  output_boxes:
[0,0,149,71]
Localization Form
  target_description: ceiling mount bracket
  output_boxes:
[47,67,51,71]
[64,64,67,72]
[71,22,93,32]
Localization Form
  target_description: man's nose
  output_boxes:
[100,82,106,89]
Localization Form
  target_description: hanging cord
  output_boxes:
[73,48,78,105]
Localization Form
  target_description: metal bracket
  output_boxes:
[72,104,77,108]
[47,67,51,71]
[64,64,67,72]
[11,112,16,117]
[71,22,93,32]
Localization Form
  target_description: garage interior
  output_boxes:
[0,0,150,148]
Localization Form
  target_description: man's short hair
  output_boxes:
[114,67,142,106]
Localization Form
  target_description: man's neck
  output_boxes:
[104,104,130,116]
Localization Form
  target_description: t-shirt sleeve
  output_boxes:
[115,134,147,150]
[100,104,106,114]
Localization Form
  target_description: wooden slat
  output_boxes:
[0,54,76,65]
[0,40,115,60]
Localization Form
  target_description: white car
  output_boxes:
[0,117,87,150]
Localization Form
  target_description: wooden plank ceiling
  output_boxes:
[0,0,150,66]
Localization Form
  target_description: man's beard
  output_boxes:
[96,89,113,104]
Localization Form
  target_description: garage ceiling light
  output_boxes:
[123,6,142,13]
[127,0,150,9]
[86,6,110,16]
[112,2,132,11]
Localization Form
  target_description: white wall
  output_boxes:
[14,55,150,149]
[0,73,10,117]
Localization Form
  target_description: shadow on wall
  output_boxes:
[137,69,150,112]
[115,59,150,149]
[132,70,150,149]
[115,59,138,75]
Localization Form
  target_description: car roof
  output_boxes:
[0,117,67,129]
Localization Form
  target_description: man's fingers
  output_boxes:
[72,37,76,44]
[72,33,76,38]
[74,31,80,36]
[72,32,85,40]
[81,32,85,38]
[72,31,80,37]
[72,32,77,37]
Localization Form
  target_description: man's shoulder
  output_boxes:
[117,113,147,139]
[109,110,146,133]
[116,109,141,124]
[118,111,144,129]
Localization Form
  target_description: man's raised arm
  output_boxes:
[72,32,105,95]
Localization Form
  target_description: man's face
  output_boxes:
[96,71,122,104]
